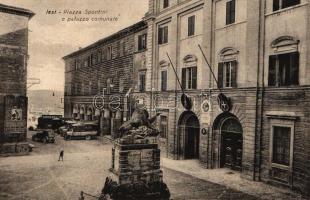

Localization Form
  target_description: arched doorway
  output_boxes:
[178,111,200,159]
[220,117,243,171]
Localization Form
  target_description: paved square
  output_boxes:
[0,136,258,200]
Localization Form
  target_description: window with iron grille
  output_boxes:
[268,52,299,87]
[161,70,167,91]
[188,15,195,36]
[160,116,168,138]
[273,0,300,11]
[158,26,168,45]
[272,126,291,166]
[181,67,197,90]
[218,61,237,88]
[138,34,147,51]
[226,0,235,25]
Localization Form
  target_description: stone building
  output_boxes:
[63,21,148,137]
[0,4,34,154]
[140,0,310,196]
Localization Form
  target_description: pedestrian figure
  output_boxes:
[58,150,64,161]
[79,191,84,200]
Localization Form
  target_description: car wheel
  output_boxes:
[85,135,91,140]
[42,137,47,143]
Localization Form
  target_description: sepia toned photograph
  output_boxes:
[0,0,309,199]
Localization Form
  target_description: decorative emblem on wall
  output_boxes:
[181,93,192,110]
[201,127,209,135]
[11,108,22,121]
[201,100,210,112]
[217,93,231,112]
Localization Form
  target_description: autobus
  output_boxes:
[37,115,64,131]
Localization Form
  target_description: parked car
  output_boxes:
[58,120,76,136]
[31,129,55,143]
[64,122,98,140]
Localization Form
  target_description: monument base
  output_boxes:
[100,141,170,200]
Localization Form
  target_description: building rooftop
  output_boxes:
[0,3,35,19]
[63,20,147,59]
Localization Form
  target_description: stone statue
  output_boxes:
[118,108,161,139]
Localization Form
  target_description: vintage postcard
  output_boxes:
[0,0,308,199]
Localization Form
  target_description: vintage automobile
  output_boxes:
[64,122,98,140]
[31,129,55,143]
[58,120,76,136]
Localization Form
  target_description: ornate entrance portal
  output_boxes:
[220,117,243,171]
[178,112,200,159]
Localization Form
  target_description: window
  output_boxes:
[98,50,102,63]
[218,61,237,88]
[181,67,197,90]
[75,83,78,95]
[102,49,106,61]
[75,60,79,70]
[107,46,112,60]
[268,52,299,87]
[226,0,236,25]
[106,78,112,94]
[160,116,168,138]
[119,41,124,57]
[158,26,168,45]
[161,70,167,91]
[84,59,88,67]
[119,78,124,92]
[273,0,300,11]
[81,82,85,95]
[188,15,195,36]
[88,56,91,67]
[88,81,92,95]
[97,80,101,93]
[91,54,96,65]
[139,72,146,92]
[163,0,169,9]
[272,126,291,166]
[138,34,147,51]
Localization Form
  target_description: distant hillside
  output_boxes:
[27,90,64,116]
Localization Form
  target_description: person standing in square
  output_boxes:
[58,150,64,161]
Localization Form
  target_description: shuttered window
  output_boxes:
[181,67,197,90]
[161,70,167,91]
[226,0,235,25]
[188,15,195,36]
[268,52,299,87]
[158,26,168,45]
[218,61,237,88]
[273,0,300,11]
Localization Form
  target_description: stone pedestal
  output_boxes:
[101,141,170,200]
[110,143,162,185]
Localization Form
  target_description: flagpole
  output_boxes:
[198,44,222,93]
[166,53,184,93]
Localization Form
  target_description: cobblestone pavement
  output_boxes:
[0,135,260,200]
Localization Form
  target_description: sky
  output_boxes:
[1,0,148,92]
